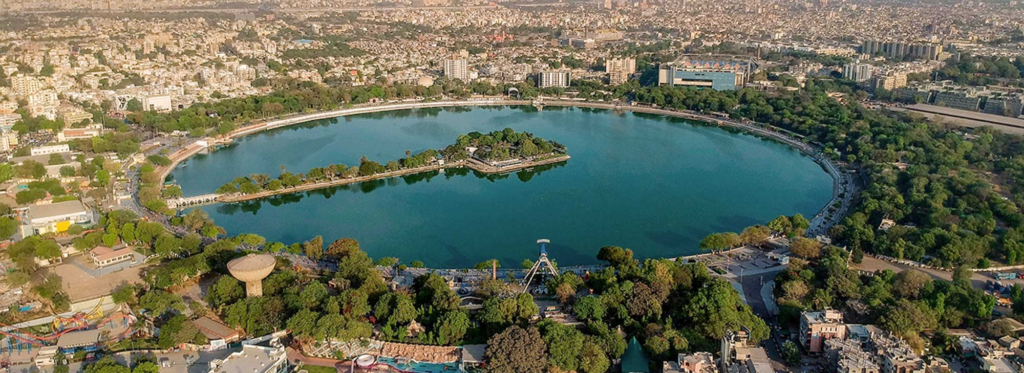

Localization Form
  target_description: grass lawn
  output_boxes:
[296,364,339,373]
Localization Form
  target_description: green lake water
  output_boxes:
[171,106,832,267]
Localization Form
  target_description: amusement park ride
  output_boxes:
[0,303,137,360]
[520,239,559,293]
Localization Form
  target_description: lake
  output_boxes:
[170,106,833,267]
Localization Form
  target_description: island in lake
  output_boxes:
[208,128,569,203]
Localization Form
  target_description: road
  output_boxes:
[737,269,791,373]
[852,255,1021,291]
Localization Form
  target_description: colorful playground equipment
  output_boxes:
[0,303,136,355]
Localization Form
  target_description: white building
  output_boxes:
[443,58,469,81]
[22,200,93,236]
[141,95,173,112]
[207,343,288,373]
[538,71,571,88]
[30,144,70,156]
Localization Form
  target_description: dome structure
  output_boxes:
[227,253,276,297]
[417,76,435,87]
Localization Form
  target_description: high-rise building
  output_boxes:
[443,59,468,81]
[841,62,873,82]
[860,40,944,60]
[538,71,571,88]
[606,58,637,85]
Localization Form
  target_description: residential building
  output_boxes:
[0,101,20,113]
[842,62,874,82]
[860,40,944,60]
[607,57,637,85]
[721,330,774,373]
[664,352,718,373]
[538,71,571,88]
[22,200,93,236]
[867,332,924,373]
[89,245,135,267]
[10,75,42,96]
[31,144,70,156]
[825,338,880,373]
[658,59,752,91]
[207,342,289,373]
[0,113,20,130]
[443,58,468,81]
[874,72,908,91]
[800,309,846,353]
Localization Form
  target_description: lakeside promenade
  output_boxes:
[152,98,856,232]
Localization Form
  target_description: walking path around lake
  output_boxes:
[143,98,857,266]
[153,98,856,232]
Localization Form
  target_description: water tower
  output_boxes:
[227,254,276,297]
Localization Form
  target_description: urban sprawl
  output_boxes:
[0,0,1024,372]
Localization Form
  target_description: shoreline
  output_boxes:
[154,99,853,231]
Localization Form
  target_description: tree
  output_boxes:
[485,326,547,373]
[539,320,585,372]
[126,98,143,112]
[893,270,932,299]
[790,237,823,259]
[574,295,606,322]
[325,237,358,259]
[374,292,417,325]
[15,160,46,179]
[699,233,731,252]
[206,276,245,310]
[767,215,794,234]
[304,235,324,260]
[0,217,17,239]
[434,311,470,345]
[783,340,801,367]
[0,163,13,183]
[740,225,772,246]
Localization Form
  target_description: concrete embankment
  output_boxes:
[155,99,845,217]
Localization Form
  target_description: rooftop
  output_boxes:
[29,200,88,221]
[210,344,287,373]
[193,317,240,341]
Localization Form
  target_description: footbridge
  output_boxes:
[167,194,222,209]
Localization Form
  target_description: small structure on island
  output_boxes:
[520,239,559,293]
[227,254,276,297]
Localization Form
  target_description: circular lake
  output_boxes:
[171,106,833,267]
